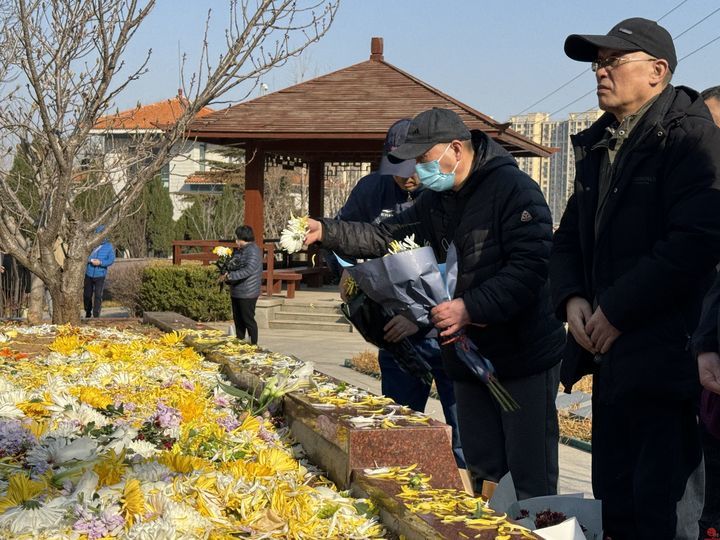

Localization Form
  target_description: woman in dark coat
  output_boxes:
[224,225,263,344]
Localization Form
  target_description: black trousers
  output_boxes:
[454,362,561,500]
[83,275,105,318]
[592,392,702,540]
[231,296,258,344]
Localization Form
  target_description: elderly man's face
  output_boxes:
[594,47,665,120]
[705,97,720,128]
[393,174,420,191]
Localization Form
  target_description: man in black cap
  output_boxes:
[305,107,565,500]
[550,17,720,539]
[335,118,465,468]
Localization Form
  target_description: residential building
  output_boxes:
[509,108,604,224]
[92,92,234,219]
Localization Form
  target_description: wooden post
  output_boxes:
[244,143,265,241]
[308,160,325,218]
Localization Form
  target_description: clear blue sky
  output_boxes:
[117,0,720,122]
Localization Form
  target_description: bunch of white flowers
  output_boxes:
[279,214,309,254]
[387,234,421,255]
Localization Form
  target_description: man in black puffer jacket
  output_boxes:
[305,108,565,499]
[551,18,720,539]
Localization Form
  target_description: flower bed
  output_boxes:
[0,324,384,539]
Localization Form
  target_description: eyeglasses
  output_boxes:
[591,56,657,72]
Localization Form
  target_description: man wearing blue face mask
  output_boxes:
[304,107,565,499]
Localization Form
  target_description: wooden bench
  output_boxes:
[171,240,301,298]
[280,245,330,288]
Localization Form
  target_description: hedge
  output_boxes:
[139,265,231,321]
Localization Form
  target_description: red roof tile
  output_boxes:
[95,95,214,130]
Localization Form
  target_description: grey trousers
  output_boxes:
[454,363,561,500]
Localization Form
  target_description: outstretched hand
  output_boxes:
[304,218,323,246]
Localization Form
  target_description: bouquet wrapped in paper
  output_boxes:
[339,239,518,411]
[488,472,602,540]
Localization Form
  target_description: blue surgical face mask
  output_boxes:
[414,144,459,192]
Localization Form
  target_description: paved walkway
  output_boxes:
[204,286,593,497]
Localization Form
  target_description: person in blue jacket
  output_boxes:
[84,225,115,318]
[337,118,465,467]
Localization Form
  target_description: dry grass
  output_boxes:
[348,350,380,377]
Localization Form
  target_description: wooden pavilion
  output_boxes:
[186,38,553,239]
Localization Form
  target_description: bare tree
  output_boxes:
[0,0,338,324]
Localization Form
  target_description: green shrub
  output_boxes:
[139,265,231,321]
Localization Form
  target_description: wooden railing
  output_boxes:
[171,240,302,298]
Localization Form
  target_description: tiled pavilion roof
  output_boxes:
[186,39,553,158]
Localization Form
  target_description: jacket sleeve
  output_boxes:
[320,197,427,259]
[549,191,588,321]
[462,176,554,325]
[599,125,720,331]
[227,246,262,282]
[98,244,115,268]
[693,271,720,354]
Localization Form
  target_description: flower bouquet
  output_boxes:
[340,239,519,411]
[488,472,602,540]
[212,245,234,291]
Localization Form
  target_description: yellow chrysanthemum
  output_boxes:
[176,394,206,423]
[94,450,127,487]
[222,460,274,480]
[72,386,113,409]
[159,331,188,347]
[159,451,212,474]
[256,448,298,475]
[48,334,83,355]
[238,413,261,434]
[26,419,48,437]
[16,399,51,419]
[0,473,46,513]
[121,478,146,526]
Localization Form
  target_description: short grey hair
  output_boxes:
[701,86,720,101]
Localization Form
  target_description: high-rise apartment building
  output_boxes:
[509,109,604,224]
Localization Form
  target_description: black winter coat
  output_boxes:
[321,130,564,380]
[227,242,263,299]
[550,85,720,400]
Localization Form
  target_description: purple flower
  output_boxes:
[213,395,230,408]
[181,379,195,391]
[0,420,35,458]
[217,415,240,432]
[153,402,181,429]
[73,506,125,540]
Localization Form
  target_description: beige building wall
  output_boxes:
[510,109,604,225]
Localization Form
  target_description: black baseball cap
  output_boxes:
[565,17,677,72]
[378,118,417,178]
[389,108,471,161]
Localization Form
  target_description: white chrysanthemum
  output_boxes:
[55,403,110,429]
[46,391,79,413]
[146,493,212,536]
[125,517,177,540]
[0,497,68,535]
[112,371,134,385]
[279,215,309,254]
[105,425,139,454]
[129,462,173,483]
[26,436,98,471]
[126,440,160,459]
[0,377,19,392]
